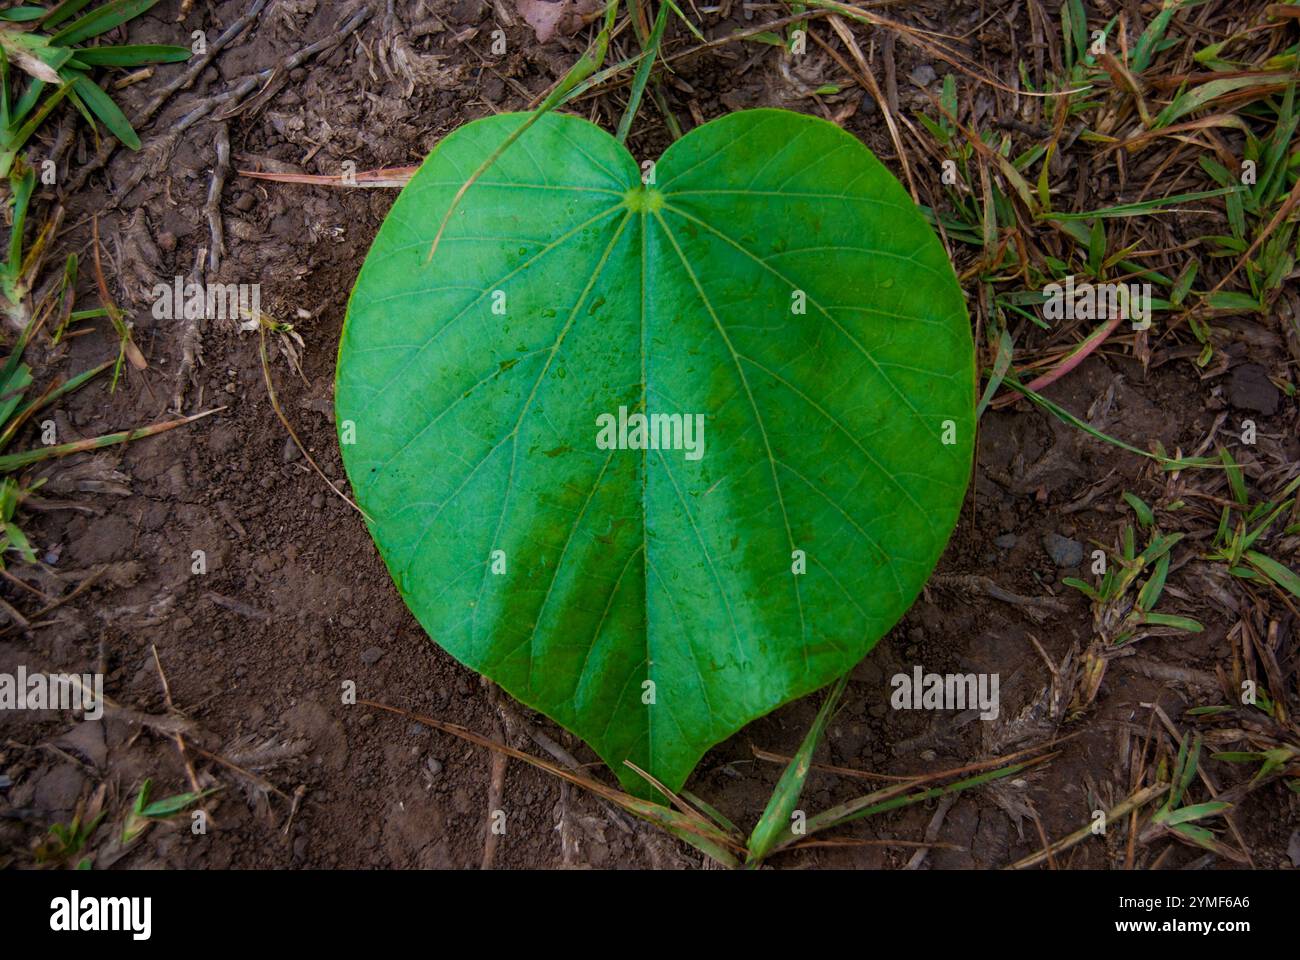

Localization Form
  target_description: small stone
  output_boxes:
[1228,363,1280,416]
[235,192,255,212]
[994,533,1018,549]
[425,757,443,777]
[909,64,937,87]
[282,437,301,462]
[361,646,384,665]
[919,748,938,761]
[1043,533,1083,567]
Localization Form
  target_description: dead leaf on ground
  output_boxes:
[515,0,603,43]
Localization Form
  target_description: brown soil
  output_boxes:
[0,0,1295,870]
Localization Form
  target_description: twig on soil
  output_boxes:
[188,744,291,802]
[203,591,272,623]
[73,4,371,208]
[151,645,204,798]
[904,794,957,869]
[1025,802,1059,870]
[0,593,30,631]
[281,784,307,838]
[486,683,637,836]
[930,574,1071,623]
[172,247,206,414]
[480,678,522,868]
[481,726,508,870]
[205,124,230,273]
[65,0,272,195]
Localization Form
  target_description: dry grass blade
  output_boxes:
[359,699,745,860]
[1005,782,1169,869]
[0,406,224,472]
[827,15,916,200]
[239,165,418,188]
[256,319,367,520]
[90,215,146,375]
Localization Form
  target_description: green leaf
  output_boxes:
[1122,491,1154,528]
[0,7,48,22]
[64,71,139,149]
[1136,552,1170,612]
[1244,549,1300,600]
[335,109,975,796]
[1154,77,1277,128]
[40,0,97,29]
[140,788,213,818]
[1140,611,1202,632]
[48,0,160,46]
[4,521,36,564]
[1220,446,1247,504]
[1201,287,1263,310]
[1159,800,1230,826]
[69,44,191,67]
[1132,0,1189,74]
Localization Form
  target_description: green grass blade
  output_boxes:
[3,520,36,563]
[1003,377,1217,470]
[48,0,160,46]
[1132,0,1189,73]
[976,326,1014,419]
[40,0,97,29]
[616,0,669,144]
[64,71,139,148]
[0,7,47,23]
[69,44,191,67]
[1043,186,1238,220]
[746,673,847,865]
[1244,550,1300,600]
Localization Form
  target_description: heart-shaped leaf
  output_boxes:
[337,109,974,796]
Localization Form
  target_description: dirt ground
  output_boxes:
[0,0,1296,870]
